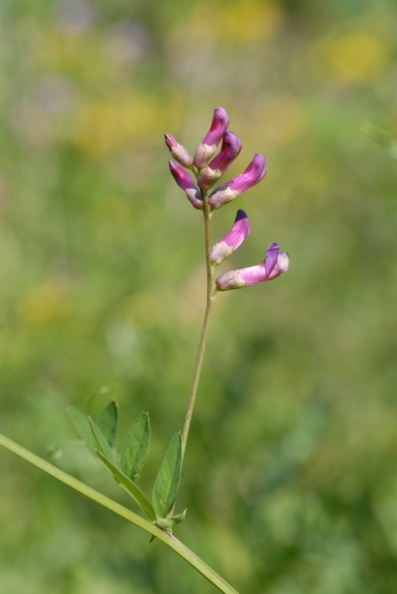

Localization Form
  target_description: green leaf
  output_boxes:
[88,418,115,463]
[152,432,182,519]
[96,452,156,522]
[67,406,98,455]
[120,412,150,481]
[96,401,118,447]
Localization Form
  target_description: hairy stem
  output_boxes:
[180,194,215,460]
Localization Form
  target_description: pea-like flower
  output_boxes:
[169,161,203,209]
[208,154,266,209]
[197,131,242,190]
[210,210,250,265]
[215,242,289,291]
[193,107,230,169]
[164,134,193,168]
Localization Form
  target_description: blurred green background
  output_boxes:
[1,0,396,592]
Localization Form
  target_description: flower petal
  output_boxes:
[215,242,289,291]
[164,133,193,167]
[210,210,250,265]
[168,161,203,209]
[193,107,229,168]
[208,154,266,209]
[197,131,242,189]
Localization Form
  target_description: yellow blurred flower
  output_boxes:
[19,283,69,325]
[255,94,307,147]
[190,0,284,43]
[70,89,184,156]
[71,92,154,155]
[321,32,389,82]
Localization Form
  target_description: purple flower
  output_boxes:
[197,131,242,190]
[208,154,266,210]
[164,133,193,167]
[168,161,203,209]
[193,107,230,168]
[210,210,250,265]
[215,242,289,291]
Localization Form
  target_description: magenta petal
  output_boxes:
[193,107,230,168]
[164,133,193,167]
[238,263,268,285]
[197,131,242,189]
[210,209,250,265]
[168,161,203,209]
[208,153,266,209]
[169,160,195,190]
[228,154,266,194]
[215,242,289,291]
[263,242,280,276]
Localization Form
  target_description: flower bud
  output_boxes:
[168,161,203,209]
[210,210,250,265]
[208,154,266,209]
[215,242,289,291]
[197,131,242,190]
[164,133,193,167]
[193,107,229,168]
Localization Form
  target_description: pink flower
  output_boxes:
[210,210,250,265]
[168,161,203,209]
[164,133,193,167]
[193,107,230,168]
[208,154,266,209]
[197,131,242,190]
[215,242,289,291]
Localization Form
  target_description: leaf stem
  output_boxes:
[180,194,215,460]
[0,432,239,594]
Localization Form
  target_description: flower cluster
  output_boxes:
[165,107,289,291]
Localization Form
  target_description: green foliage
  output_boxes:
[88,417,116,462]
[67,406,98,455]
[68,403,157,521]
[96,451,156,522]
[67,404,184,528]
[152,432,182,520]
[96,401,118,447]
[120,412,150,480]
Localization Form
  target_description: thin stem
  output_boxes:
[0,432,239,594]
[180,194,214,460]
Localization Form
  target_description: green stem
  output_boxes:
[0,432,239,594]
[180,194,215,460]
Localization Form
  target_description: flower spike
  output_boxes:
[215,242,289,291]
[193,107,230,169]
[210,210,250,265]
[164,133,193,168]
[197,131,242,190]
[168,161,203,209]
[208,154,266,210]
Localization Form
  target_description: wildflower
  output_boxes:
[208,154,266,209]
[210,210,250,265]
[168,161,203,209]
[215,242,289,291]
[193,107,230,168]
[164,134,193,167]
[197,131,242,190]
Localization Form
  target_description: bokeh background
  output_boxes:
[1,0,397,593]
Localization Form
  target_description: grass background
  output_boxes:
[1,0,397,592]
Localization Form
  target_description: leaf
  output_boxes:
[88,418,115,463]
[120,412,150,481]
[152,432,182,519]
[96,452,156,522]
[96,401,118,447]
[67,406,98,455]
